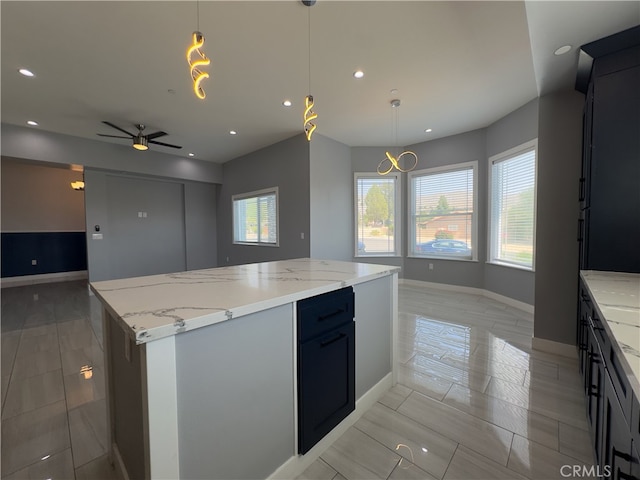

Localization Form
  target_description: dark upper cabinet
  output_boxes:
[577,26,640,273]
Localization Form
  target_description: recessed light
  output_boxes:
[283,100,292,107]
[554,45,572,56]
[353,70,364,79]
[188,153,195,157]
[229,130,237,135]
[27,120,38,126]
[390,89,398,95]
[19,68,35,77]
[425,128,432,133]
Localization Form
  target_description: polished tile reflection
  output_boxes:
[3,280,594,480]
[1,280,117,479]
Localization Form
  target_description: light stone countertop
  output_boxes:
[91,258,400,344]
[581,270,640,397]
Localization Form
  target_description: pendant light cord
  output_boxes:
[196,0,200,31]
[308,7,311,94]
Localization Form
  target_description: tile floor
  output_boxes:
[1,280,595,479]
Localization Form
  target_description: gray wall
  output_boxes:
[1,123,222,184]
[309,134,352,261]
[184,182,218,271]
[484,98,539,305]
[85,169,217,281]
[217,134,311,266]
[404,130,487,289]
[534,90,584,345]
[1,157,85,232]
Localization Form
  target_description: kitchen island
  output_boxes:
[90,258,400,480]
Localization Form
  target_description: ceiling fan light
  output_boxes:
[133,135,148,150]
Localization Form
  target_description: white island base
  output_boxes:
[91,259,399,479]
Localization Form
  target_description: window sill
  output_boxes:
[234,242,279,248]
[407,255,478,263]
[355,254,402,259]
[486,260,534,272]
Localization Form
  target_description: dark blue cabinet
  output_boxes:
[577,26,640,274]
[297,287,355,454]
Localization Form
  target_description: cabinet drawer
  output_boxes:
[608,342,635,423]
[297,287,354,342]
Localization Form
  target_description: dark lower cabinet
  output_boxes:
[603,375,635,480]
[579,277,640,480]
[587,323,605,465]
[631,442,640,480]
[297,287,355,454]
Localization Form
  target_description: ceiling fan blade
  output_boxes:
[145,131,168,140]
[149,140,183,149]
[97,134,130,139]
[102,121,134,137]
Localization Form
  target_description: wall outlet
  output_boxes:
[300,232,305,239]
[429,263,434,271]
[33,294,39,301]
[31,259,37,266]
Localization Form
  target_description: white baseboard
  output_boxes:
[111,443,131,480]
[399,278,534,314]
[267,372,393,480]
[1,270,88,288]
[532,337,577,359]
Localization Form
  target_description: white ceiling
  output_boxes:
[1,1,638,164]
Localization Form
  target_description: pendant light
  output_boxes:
[186,1,210,100]
[302,0,317,141]
[377,99,418,175]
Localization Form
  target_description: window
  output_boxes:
[233,187,278,245]
[489,140,537,269]
[354,173,400,256]
[409,162,477,260]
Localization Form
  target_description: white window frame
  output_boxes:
[408,161,478,261]
[487,139,538,271]
[353,172,401,257]
[232,187,279,246]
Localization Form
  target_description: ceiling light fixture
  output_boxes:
[302,0,317,141]
[186,1,210,100]
[283,100,292,107]
[378,99,418,175]
[353,70,364,79]
[70,181,85,191]
[132,135,149,151]
[229,130,237,135]
[19,68,35,77]
[425,128,432,133]
[188,153,195,157]
[554,45,572,56]
[26,120,38,126]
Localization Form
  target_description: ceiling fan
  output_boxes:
[97,121,182,151]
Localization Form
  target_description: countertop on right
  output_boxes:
[581,270,640,396]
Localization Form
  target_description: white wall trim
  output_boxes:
[532,337,577,359]
[267,372,393,480]
[1,270,88,288]
[111,444,131,480]
[399,278,534,314]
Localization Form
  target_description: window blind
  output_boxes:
[233,190,278,244]
[490,148,536,268]
[410,165,475,259]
